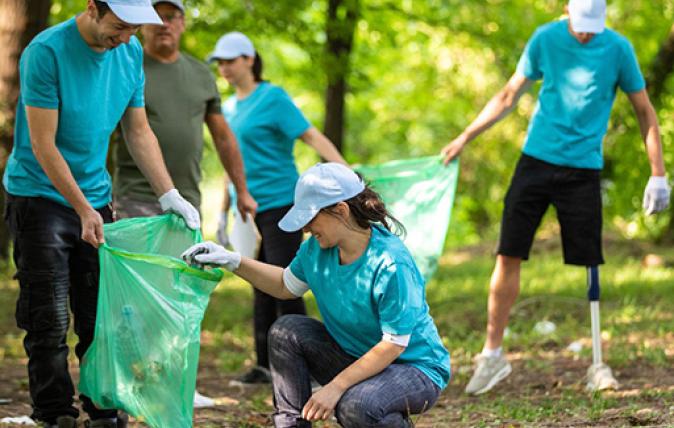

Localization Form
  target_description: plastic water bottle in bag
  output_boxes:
[117,305,146,380]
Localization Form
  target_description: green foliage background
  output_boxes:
[50,0,674,244]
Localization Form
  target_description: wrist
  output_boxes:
[458,132,471,146]
[233,183,248,194]
[228,252,242,271]
[328,378,348,393]
[73,202,95,217]
[159,188,178,200]
[648,176,669,187]
[158,188,179,210]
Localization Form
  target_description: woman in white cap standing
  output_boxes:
[182,163,450,427]
[208,32,348,384]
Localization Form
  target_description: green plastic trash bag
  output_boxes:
[357,156,459,280]
[79,214,223,428]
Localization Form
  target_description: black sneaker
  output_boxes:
[40,415,77,428]
[230,366,272,385]
[117,412,129,428]
[85,419,116,428]
[38,416,77,428]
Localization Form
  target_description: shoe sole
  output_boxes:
[471,363,512,395]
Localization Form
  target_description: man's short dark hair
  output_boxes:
[94,0,111,17]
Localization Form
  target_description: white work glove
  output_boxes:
[159,189,201,229]
[642,176,671,215]
[181,241,241,271]
[216,212,230,247]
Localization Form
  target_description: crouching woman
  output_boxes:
[182,163,450,428]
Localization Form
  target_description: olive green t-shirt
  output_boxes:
[113,53,221,209]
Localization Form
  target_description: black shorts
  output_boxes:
[497,154,604,266]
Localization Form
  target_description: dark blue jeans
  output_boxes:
[5,195,116,423]
[268,315,441,428]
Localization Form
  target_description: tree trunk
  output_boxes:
[646,23,674,103]
[323,0,359,153]
[0,0,52,260]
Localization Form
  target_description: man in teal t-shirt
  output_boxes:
[3,1,199,426]
[441,0,669,395]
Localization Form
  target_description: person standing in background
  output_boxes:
[441,0,669,395]
[111,0,256,407]
[113,0,256,222]
[210,31,348,384]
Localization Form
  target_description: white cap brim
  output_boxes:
[208,48,255,62]
[278,207,320,232]
[570,16,605,34]
[109,4,162,25]
[207,49,240,62]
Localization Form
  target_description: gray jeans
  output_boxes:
[268,315,441,428]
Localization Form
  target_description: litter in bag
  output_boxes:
[79,214,223,428]
[357,156,459,280]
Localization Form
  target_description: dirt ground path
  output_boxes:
[1,353,672,427]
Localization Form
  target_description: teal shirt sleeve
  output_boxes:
[128,38,145,108]
[20,43,59,109]
[289,239,311,283]
[617,39,645,93]
[516,29,543,80]
[272,87,311,140]
[375,263,424,336]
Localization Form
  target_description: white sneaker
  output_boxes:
[586,363,619,391]
[193,390,216,408]
[465,354,512,395]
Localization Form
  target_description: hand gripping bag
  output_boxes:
[79,214,223,428]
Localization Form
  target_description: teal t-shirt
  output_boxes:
[289,225,451,389]
[3,17,145,209]
[222,82,310,213]
[517,19,645,170]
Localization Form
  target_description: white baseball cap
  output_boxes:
[102,0,162,25]
[278,163,365,232]
[151,0,185,12]
[568,0,606,34]
[208,32,255,62]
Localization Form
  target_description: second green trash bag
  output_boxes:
[79,214,223,428]
[357,156,459,280]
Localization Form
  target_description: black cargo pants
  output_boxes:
[5,195,117,424]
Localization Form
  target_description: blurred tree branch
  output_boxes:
[646,22,674,103]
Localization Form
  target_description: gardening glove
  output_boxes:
[642,176,670,215]
[216,212,230,247]
[181,241,241,271]
[159,188,200,229]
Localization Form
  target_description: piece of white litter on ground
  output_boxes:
[0,416,37,425]
[533,320,556,335]
[193,390,216,408]
[566,340,583,353]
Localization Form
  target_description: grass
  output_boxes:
[1,231,673,426]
